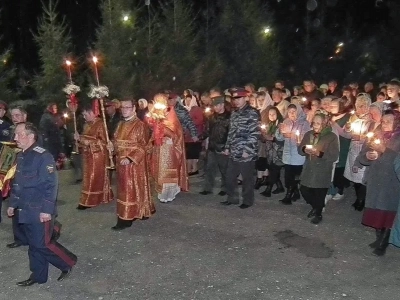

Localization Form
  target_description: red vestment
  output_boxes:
[114,117,155,220]
[79,118,113,207]
[150,107,189,193]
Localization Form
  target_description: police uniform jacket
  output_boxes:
[0,118,11,142]
[9,143,58,224]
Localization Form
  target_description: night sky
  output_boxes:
[0,0,391,76]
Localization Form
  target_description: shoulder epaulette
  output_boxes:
[33,146,46,153]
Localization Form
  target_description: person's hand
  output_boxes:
[283,133,292,139]
[366,151,379,160]
[39,213,52,223]
[223,149,229,156]
[242,152,249,159]
[107,141,114,152]
[120,158,131,165]
[73,132,80,141]
[7,207,14,217]
[352,166,359,173]
[192,136,199,142]
[265,134,274,141]
[370,143,386,153]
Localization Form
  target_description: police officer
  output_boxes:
[7,122,77,286]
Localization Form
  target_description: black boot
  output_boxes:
[260,185,273,197]
[372,228,391,256]
[369,229,384,249]
[279,187,294,205]
[254,178,263,190]
[111,218,133,231]
[291,183,301,202]
[352,199,365,211]
[310,208,323,224]
[272,179,285,194]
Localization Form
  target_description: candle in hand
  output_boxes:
[295,130,300,143]
[205,107,211,113]
[306,145,313,149]
[261,124,266,130]
[374,139,381,145]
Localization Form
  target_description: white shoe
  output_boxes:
[325,195,332,205]
[332,193,344,201]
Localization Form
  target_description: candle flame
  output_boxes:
[205,107,211,113]
[366,132,374,138]
[145,113,151,118]
[65,60,71,66]
[92,56,98,63]
[295,130,300,136]
[374,139,381,145]
[306,145,313,149]
[63,113,68,118]
[261,124,266,129]
[302,97,307,102]
[350,110,355,115]
[154,102,166,110]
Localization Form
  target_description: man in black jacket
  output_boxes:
[199,96,230,196]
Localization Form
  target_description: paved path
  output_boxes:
[0,170,398,300]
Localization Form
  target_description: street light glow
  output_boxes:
[263,27,271,34]
[123,15,129,22]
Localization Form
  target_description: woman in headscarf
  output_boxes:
[255,92,274,189]
[343,95,372,211]
[356,110,400,256]
[137,98,149,121]
[275,103,311,204]
[259,106,285,197]
[183,94,204,176]
[298,112,339,224]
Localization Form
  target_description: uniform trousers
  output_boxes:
[12,209,28,245]
[203,151,229,192]
[21,220,77,283]
[226,159,255,205]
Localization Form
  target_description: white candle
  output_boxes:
[261,124,266,130]
[306,145,313,149]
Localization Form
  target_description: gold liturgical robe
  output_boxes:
[114,117,155,220]
[79,118,113,207]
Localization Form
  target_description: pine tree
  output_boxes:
[216,0,280,87]
[33,0,73,105]
[156,0,198,92]
[0,47,15,101]
[94,0,139,99]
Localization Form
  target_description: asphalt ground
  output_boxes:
[0,169,398,300]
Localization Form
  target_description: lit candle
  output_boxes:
[63,113,68,118]
[92,56,100,86]
[145,113,151,118]
[306,145,313,149]
[65,60,72,83]
[205,107,211,113]
[261,124,266,130]
[154,102,166,110]
[302,97,307,102]
[295,130,300,143]
[374,139,381,145]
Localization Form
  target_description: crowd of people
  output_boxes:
[2,77,400,286]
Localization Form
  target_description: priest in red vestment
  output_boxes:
[110,99,155,230]
[74,105,113,209]
[148,94,189,203]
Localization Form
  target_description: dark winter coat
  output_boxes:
[298,129,339,188]
[204,110,230,153]
[39,111,63,160]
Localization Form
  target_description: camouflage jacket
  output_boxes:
[225,103,260,162]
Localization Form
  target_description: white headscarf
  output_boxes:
[138,98,148,108]
[258,93,273,112]
[184,96,198,111]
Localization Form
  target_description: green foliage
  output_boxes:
[94,0,139,99]
[0,48,15,101]
[33,0,72,105]
[215,0,280,87]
